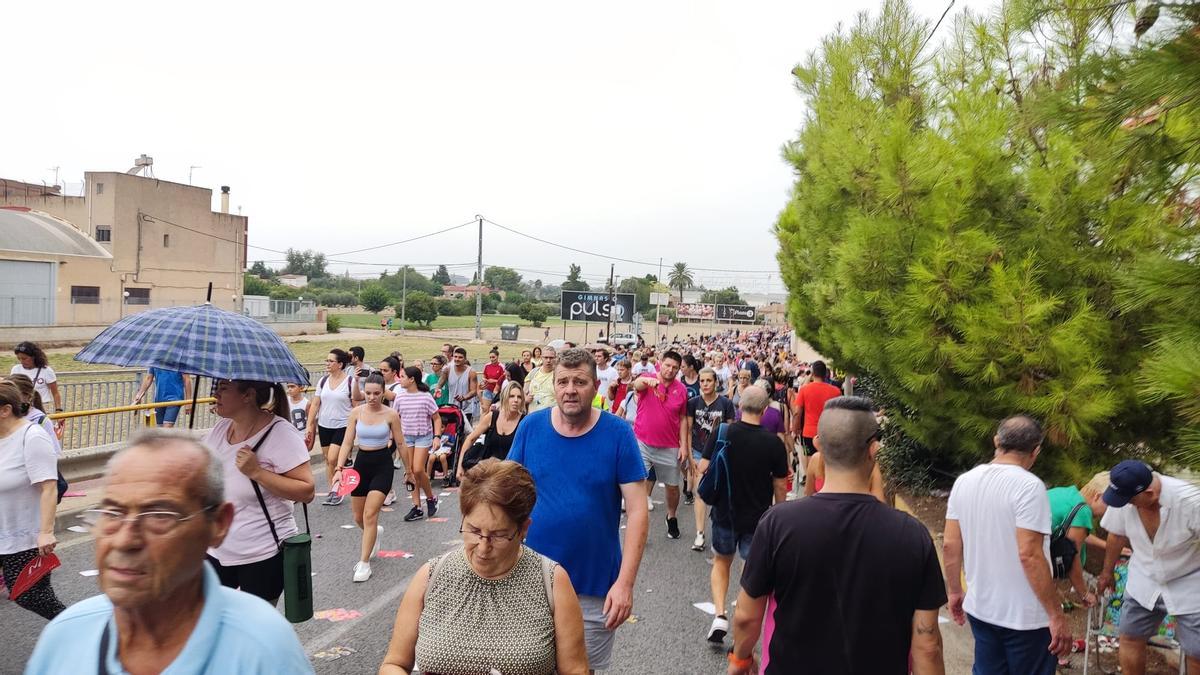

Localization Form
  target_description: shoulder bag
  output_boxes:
[1050,501,1088,579]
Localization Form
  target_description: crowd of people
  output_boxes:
[3,331,1199,674]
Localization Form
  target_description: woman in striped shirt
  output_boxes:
[392,366,443,522]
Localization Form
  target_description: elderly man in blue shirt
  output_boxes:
[26,430,312,675]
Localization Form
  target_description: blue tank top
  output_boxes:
[355,420,391,448]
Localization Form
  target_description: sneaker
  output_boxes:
[427,498,438,518]
[325,493,344,506]
[371,525,383,559]
[393,459,404,470]
[384,490,396,506]
[692,532,705,551]
[647,495,655,512]
[666,517,680,540]
[707,615,729,643]
[403,506,424,522]
[352,561,372,582]
[684,492,695,505]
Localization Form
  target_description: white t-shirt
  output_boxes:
[205,418,311,566]
[0,422,57,554]
[596,364,618,400]
[946,462,1052,630]
[25,409,61,457]
[316,372,355,429]
[713,365,731,393]
[287,396,309,432]
[632,361,657,378]
[9,364,56,408]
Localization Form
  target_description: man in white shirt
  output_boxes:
[1097,460,1200,675]
[593,348,618,408]
[631,351,657,378]
[942,415,1072,675]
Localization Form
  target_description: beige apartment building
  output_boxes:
[0,171,248,344]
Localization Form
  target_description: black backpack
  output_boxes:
[1049,502,1087,579]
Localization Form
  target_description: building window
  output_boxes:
[125,288,151,305]
[95,182,104,195]
[70,286,100,305]
[95,226,111,242]
[163,233,170,247]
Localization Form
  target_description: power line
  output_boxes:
[328,219,478,256]
[139,212,284,254]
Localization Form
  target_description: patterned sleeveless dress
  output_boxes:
[416,546,557,675]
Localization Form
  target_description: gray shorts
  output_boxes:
[578,594,617,671]
[637,440,682,487]
[1120,595,1200,658]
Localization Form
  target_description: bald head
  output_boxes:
[107,430,225,510]
[738,385,769,415]
[815,396,880,470]
[995,415,1043,454]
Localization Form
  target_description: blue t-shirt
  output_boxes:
[25,563,313,675]
[508,408,646,598]
[151,367,186,403]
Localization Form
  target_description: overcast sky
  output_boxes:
[5,0,993,293]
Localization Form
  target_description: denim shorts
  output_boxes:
[403,433,433,449]
[710,520,753,559]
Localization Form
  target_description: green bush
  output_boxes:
[326,315,342,334]
[358,285,393,314]
[497,302,520,315]
[517,302,549,327]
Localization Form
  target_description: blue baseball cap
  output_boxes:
[1103,460,1154,507]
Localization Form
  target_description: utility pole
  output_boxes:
[475,215,483,340]
[655,257,663,344]
[400,265,408,334]
[606,263,615,342]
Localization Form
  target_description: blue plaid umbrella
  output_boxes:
[75,303,311,385]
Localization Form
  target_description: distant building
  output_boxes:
[442,284,502,299]
[277,274,308,288]
[760,302,788,326]
[0,169,248,343]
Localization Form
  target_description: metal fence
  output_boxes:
[56,365,325,451]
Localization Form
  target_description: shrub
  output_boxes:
[326,315,342,334]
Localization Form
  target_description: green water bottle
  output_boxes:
[283,534,313,623]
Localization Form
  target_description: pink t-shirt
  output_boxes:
[633,378,687,448]
[205,418,311,566]
[392,390,438,436]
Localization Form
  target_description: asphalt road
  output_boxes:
[2,477,744,675]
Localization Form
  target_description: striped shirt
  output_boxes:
[392,390,438,436]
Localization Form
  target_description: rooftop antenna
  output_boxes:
[47,166,60,189]
[188,165,202,185]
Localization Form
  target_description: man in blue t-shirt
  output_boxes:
[508,347,649,673]
[133,367,191,427]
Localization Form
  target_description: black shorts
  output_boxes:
[800,436,818,457]
[351,448,395,497]
[317,425,346,448]
[207,550,284,604]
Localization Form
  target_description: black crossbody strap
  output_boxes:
[98,621,111,675]
[247,421,284,547]
[1054,502,1088,540]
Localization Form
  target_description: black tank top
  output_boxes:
[483,410,522,461]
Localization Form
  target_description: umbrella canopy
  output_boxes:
[75,304,311,385]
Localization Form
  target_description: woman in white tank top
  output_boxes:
[305,349,363,505]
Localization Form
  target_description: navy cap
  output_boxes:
[1103,460,1154,508]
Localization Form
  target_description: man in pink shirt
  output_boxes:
[633,349,689,540]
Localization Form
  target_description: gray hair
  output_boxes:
[996,415,1043,454]
[108,429,225,510]
[556,347,597,379]
[738,385,769,415]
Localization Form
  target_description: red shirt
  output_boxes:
[482,363,506,393]
[794,381,842,438]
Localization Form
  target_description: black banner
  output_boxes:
[716,304,757,322]
[560,291,636,322]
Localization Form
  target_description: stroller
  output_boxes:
[1083,554,1187,674]
[435,405,467,487]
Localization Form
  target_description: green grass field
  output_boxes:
[332,312,564,331]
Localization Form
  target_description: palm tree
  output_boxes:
[667,262,694,303]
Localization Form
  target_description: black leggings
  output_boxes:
[351,447,395,497]
[0,548,65,620]
[207,550,284,604]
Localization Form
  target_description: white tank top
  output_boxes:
[446,365,477,415]
[317,372,355,428]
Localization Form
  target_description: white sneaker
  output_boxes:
[371,525,383,559]
[353,561,372,582]
[393,458,404,470]
[647,495,655,512]
[384,490,396,506]
[692,532,705,551]
[707,615,729,643]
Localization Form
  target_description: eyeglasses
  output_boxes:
[82,505,216,536]
[864,427,882,446]
[459,520,519,545]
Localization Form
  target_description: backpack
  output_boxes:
[318,373,354,396]
[1050,502,1088,579]
[696,423,732,517]
[28,411,68,503]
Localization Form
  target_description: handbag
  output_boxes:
[247,421,314,623]
[1050,501,1088,579]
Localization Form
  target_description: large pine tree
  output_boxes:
[775,0,1194,479]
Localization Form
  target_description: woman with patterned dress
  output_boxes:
[379,459,588,675]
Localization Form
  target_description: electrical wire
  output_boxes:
[328,219,478,256]
[139,212,285,254]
